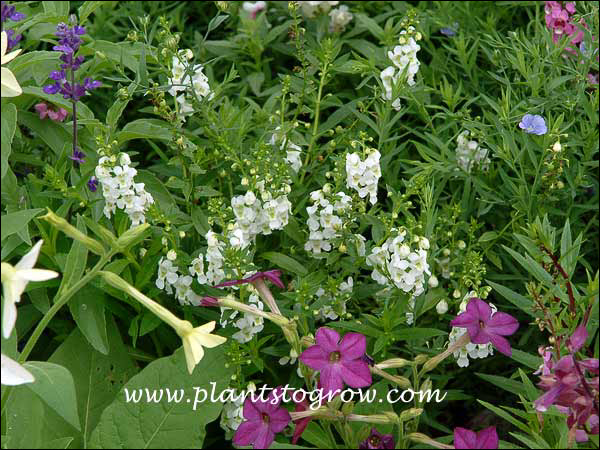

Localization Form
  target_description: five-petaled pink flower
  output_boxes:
[454,426,499,449]
[450,297,519,356]
[233,387,291,449]
[299,327,372,396]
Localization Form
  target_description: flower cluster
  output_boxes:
[168,49,213,119]
[545,1,584,51]
[534,326,599,443]
[313,277,353,321]
[448,294,496,367]
[380,27,422,110]
[43,23,101,101]
[221,291,265,343]
[270,128,303,174]
[329,5,353,33]
[189,230,227,287]
[34,102,68,122]
[455,130,490,173]
[95,153,155,227]
[304,189,352,254]
[298,1,339,18]
[1,1,25,51]
[231,188,292,249]
[220,382,257,434]
[345,149,381,205]
[366,230,431,297]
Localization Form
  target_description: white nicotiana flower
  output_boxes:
[345,151,381,205]
[1,354,34,386]
[455,130,490,173]
[95,154,154,227]
[298,1,339,18]
[1,240,59,339]
[449,292,495,367]
[1,31,22,97]
[329,5,353,32]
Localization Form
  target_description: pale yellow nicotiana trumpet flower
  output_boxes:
[1,353,34,386]
[99,271,226,374]
[1,240,59,339]
[1,31,23,97]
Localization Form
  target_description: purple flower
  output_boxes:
[359,428,395,449]
[1,2,25,23]
[299,327,372,395]
[233,387,291,450]
[519,114,547,135]
[214,269,285,290]
[199,296,219,307]
[291,400,312,445]
[567,325,588,353]
[440,22,458,36]
[87,176,98,192]
[454,426,499,449]
[450,297,519,356]
[69,148,85,165]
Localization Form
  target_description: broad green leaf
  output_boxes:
[1,103,17,180]
[487,280,534,317]
[49,316,137,447]
[1,208,44,241]
[78,1,105,23]
[23,361,81,431]
[260,252,308,276]
[69,286,109,355]
[43,1,70,16]
[88,345,233,448]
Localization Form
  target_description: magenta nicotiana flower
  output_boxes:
[453,426,499,449]
[233,387,291,450]
[450,297,519,356]
[519,114,547,135]
[299,327,372,396]
[214,269,285,290]
[534,325,599,442]
[359,428,395,449]
[291,399,312,445]
[34,103,68,122]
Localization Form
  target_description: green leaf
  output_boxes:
[487,280,534,317]
[69,286,109,355]
[9,51,59,85]
[116,119,172,143]
[88,346,233,448]
[21,86,94,119]
[59,216,88,295]
[43,1,70,16]
[1,208,44,241]
[392,328,448,341]
[502,246,554,286]
[78,1,104,23]
[260,252,308,276]
[475,373,527,397]
[49,316,137,447]
[510,349,541,370]
[478,400,531,434]
[1,103,17,180]
[23,361,81,431]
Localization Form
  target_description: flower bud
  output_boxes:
[116,223,150,250]
[435,299,448,315]
[428,275,439,288]
[41,210,105,255]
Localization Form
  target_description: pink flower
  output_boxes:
[233,387,291,449]
[299,327,372,395]
[453,426,498,449]
[34,102,68,122]
[214,269,285,289]
[450,297,519,356]
[291,400,312,445]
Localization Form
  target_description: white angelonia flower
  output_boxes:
[270,127,303,174]
[304,190,352,255]
[455,130,490,173]
[298,1,339,18]
[229,293,265,343]
[387,33,421,86]
[1,240,59,338]
[168,50,214,121]
[95,153,154,227]
[345,151,381,205]
[242,1,266,18]
[315,277,352,321]
[380,66,402,110]
[1,354,34,386]
[279,348,298,366]
[329,5,353,32]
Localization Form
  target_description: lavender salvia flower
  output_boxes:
[519,114,548,135]
[1,2,25,51]
[44,20,101,167]
[87,176,98,192]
